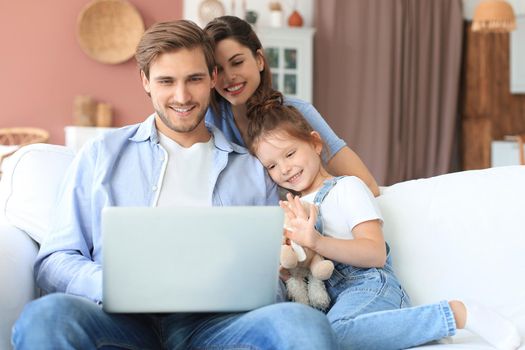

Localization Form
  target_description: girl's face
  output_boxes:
[214,38,264,107]
[255,130,327,195]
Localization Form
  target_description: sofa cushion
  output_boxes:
[378,166,525,310]
[0,143,75,243]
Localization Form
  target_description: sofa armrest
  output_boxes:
[0,143,75,244]
[0,221,38,350]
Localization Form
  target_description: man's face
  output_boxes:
[141,47,216,146]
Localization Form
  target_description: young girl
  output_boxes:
[203,15,380,197]
[246,92,521,350]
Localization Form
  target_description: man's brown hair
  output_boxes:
[135,20,215,79]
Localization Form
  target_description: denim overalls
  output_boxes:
[312,176,457,350]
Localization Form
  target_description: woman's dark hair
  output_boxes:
[246,91,327,160]
[204,16,273,116]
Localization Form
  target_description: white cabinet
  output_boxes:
[511,17,525,93]
[491,140,525,167]
[65,126,115,153]
[257,27,316,103]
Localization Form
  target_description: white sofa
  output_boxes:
[0,143,524,350]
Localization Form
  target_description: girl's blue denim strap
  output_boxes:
[311,176,390,256]
[312,176,346,234]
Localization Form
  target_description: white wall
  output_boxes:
[183,0,314,28]
[187,1,525,26]
[463,0,525,19]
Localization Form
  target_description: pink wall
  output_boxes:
[0,0,183,144]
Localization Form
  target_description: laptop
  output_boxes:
[101,206,284,313]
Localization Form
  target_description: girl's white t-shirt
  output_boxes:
[156,132,214,207]
[300,176,383,240]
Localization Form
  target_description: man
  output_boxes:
[12,20,337,349]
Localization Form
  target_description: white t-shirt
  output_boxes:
[301,176,383,240]
[156,132,214,207]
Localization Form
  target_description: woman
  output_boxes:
[203,16,380,196]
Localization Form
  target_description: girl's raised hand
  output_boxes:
[279,193,322,250]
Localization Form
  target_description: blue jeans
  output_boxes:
[325,259,457,350]
[12,293,338,350]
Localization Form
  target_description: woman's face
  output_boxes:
[214,38,264,107]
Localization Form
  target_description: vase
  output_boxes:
[245,10,258,25]
[288,9,303,27]
[270,10,283,27]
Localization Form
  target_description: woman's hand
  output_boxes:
[326,146,380,196]
[279,193,322,250]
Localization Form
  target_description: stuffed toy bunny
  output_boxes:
[281,201,334,310]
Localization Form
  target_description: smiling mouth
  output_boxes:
[170,105,196,115]
[287,170,302,184]
[224,82,245,94]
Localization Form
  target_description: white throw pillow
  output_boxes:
[0,143,75,243]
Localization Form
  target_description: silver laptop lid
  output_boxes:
[102,206,283,313]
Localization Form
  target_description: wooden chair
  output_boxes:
[0,127,50,175]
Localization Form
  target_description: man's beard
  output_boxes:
[156,105,206,134]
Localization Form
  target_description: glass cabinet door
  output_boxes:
[258,27,315,103]
[264,46,299,98]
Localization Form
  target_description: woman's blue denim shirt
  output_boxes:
[205,97,346,163]
[34,115,279,304]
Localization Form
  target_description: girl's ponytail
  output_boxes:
[245,91,326,161]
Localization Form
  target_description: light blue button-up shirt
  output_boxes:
[34,115,279,303]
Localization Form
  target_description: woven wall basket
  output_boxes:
[77,0,145,64]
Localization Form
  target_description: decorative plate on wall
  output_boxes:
[198,0,225,25]
[76,0,145,64]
